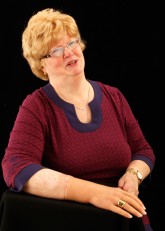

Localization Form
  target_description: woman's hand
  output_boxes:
[89,184,146,219]
[65,177,147,219]
[118,171,140,196]
[118,160,150,196]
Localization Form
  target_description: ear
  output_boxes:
[41,64,47,76]
[42,69,47,76]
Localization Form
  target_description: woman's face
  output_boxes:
[42,35,85,82]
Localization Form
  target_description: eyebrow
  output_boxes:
[51,39,76,50]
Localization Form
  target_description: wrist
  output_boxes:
[126,168,143,184]
[64,177,94,203]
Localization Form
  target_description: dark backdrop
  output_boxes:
[1,1,162,230]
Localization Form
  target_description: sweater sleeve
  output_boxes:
[1,91,47,190]
[115,88,155,169]
[99,82,155,169]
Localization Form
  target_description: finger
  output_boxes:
[124,192,145,208]
[116,198,146,218]
[119,196,147,215]
[121,200,146,217]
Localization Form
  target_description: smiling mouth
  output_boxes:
[68,60,77,66]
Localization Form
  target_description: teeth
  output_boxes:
[69,61,75,64]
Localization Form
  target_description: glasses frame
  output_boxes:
[43,38,80,59]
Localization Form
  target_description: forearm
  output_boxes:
[64,177,100,203]
[23,168,98,204]
[23,168,72,199]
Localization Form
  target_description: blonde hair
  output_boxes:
[22,8,86,80]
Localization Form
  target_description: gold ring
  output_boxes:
[118,199,126,207]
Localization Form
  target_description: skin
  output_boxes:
[42,35,87,103]
[23,35,150,219]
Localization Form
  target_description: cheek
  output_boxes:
[48,59,62,71]
[48,59,65,75]
[79,53,85,66]
[52,58,62,65]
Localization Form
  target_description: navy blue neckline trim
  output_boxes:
[42,80,102,132]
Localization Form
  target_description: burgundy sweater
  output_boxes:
[2,80,155,192]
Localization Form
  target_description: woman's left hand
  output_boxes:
[118,172,139,196]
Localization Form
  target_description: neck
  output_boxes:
[74,83,90,110]
[52,79,90,106]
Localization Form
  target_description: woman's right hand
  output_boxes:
[65,177,147,219]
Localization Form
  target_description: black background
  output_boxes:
[0,1,162,230]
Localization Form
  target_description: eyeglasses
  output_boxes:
[43,38,80,58]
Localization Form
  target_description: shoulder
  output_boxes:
[97,81,125,101]
[21,87,48,110]
[93,80,132,112]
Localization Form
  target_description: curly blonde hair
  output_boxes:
[22,8,86,80]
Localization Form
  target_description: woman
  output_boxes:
[1,8,155,230]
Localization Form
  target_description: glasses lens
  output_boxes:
[51,47,64,57]
[67,39,79,50]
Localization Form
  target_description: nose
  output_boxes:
[63,46,73,57]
